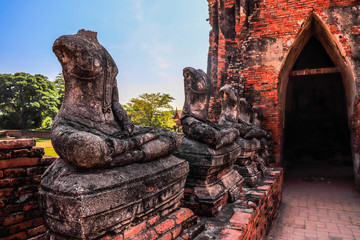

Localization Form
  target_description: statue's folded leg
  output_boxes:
[111,131,181,165]
[244,127,268,139]
[182,117,221,147]
[141,133,181,162]
[110,149,144,167]
[52,124,113,168]
[215,128,240,149]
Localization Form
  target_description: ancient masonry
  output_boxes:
[0,138,282,240]
[2,0,359,239]
[0,139,55,240]
[206,0,360,188]
[1,29,282,239]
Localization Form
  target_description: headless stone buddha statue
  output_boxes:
[40,30,189,239]
[175,68,243,216]
[218,84,249,136]
[218,84,273,178]
[181,67,239,149]
[238,98,271,140]
[51,29,181,168]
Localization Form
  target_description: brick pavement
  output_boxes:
[267,164,360,240]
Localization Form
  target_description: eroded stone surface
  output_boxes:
[219,84,274,185]
[175,68,243,216]
[181,67,239,149]
[51,29,181,169]
[39,29,189,239]
[39,156,189,239]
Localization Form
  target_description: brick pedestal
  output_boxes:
[0,139,55,240]
[194,168,283,240]
[97,207,196,240]
[174,138,243,217]
[40,156,189,239]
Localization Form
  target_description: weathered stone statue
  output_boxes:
[181,68,239,149]
[218,84,273,186]
[39,30,191,239]
[218,84,250,136]
[51,30,180,168]
[174,68,243,216]
[238,97,273,167]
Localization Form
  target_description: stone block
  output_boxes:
[97,207,196,240]
[0,139,36,150]
[175,137,242,182]
[39,156,189,239]
[0,158,39,169]
[235,164,262,187]
[174,137,243,216]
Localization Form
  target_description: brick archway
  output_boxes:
[279,13,356,127]
[278,13,357,166]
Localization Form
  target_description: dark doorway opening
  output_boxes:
[284,37,353,167]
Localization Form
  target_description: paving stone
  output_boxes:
[267,165,360,240]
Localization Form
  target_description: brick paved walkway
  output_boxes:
[267,163,360,240]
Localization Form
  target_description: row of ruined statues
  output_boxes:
[39,30,273,239]
[182,67,273,172]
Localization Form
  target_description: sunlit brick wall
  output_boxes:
[206,0,360,187]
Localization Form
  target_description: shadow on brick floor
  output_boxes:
[267,162,360,240]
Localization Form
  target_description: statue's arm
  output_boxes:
[112,80,134,136]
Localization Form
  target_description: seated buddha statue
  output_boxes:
[51,29,181,168]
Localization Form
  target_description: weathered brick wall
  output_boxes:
[0,139,55,240]
[206,0,360,187]
[0,131,51,139]
[194,168,283,239]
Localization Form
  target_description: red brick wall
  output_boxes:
[0,131,51,139]
[206,0,360,187]
[0,139,55,240]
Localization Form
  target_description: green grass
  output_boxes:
[44,148,58,157]
[35,138,58,157]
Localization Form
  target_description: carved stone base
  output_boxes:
[234,163,262,187]
[235,138,265,187]
[193,168,283,240]
[39,156,189,240]
[174,137,243,216]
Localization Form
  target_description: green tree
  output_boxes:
[54,73,65,108]
[124,93,177,130]
[0,72,59,130]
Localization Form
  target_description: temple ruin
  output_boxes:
[0,0,359,239]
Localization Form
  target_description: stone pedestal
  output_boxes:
[174,137,243,216]
[235,161,262,187]
[235,138,263,187]
[193,168,283,240]
[39,156,189,240]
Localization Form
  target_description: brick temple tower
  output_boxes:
[205,0,360,188]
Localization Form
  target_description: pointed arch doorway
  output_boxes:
[279,14,356,171]
[284,36,352,165]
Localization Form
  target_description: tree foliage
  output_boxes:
[124,93,177,130]
[0,72,59,130]
[54,73,65,108]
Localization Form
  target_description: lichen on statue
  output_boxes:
[51,29,181,168]
[181,67,239,149]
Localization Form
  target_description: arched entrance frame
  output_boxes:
[278,12,357,162]
[279,13,356,125]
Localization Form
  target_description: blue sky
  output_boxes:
[0,0,210,108]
